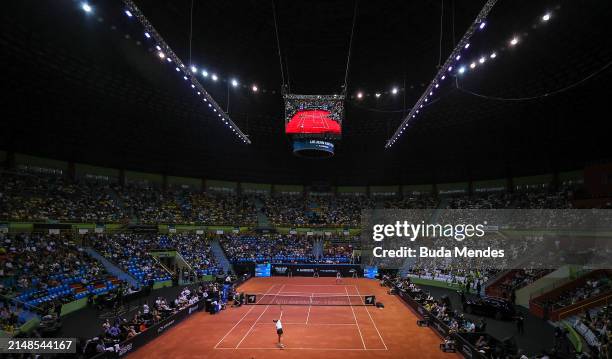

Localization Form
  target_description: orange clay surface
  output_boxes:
[128,277,460,359]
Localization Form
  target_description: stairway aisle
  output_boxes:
[210,239,232,273]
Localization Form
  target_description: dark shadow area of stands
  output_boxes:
[57,285,187,340]
[422,285,556,356]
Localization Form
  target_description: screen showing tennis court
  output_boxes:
[284,94,344,138]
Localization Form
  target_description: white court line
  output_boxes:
[215,347,387,351]
[286,285,357,287]
[346,286,366,350]
[235,284,285,349]
[355,285,388,350]
[255,322,357,326]
[213,284,277,349]
[305,293,312,324]
[273,292,353,295]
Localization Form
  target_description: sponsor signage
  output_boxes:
[270,264,361,277]
[91,301,203,359]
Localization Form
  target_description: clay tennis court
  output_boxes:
[128,277,458,359]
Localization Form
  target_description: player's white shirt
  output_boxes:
[276,320,283,330]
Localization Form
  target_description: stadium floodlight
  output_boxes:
[490,52,497,58]
[479,22,486,30]
[211,74,218,81]
[441,75,446,80]
[510,37,519,46]
[464,43,470,49]
[479,57,486,63]
[201,70,208,77]
[435,84,439,88]
[448,66,453,72]
[231,79,238,87]
[391,87,398,94]
[458,66,466,74]
[252,85,258,92]
[470,62,476,69]
[119,0,250,145]
[429,91,433,96]
[175,67,180,72]
[542,13,551,21]
[456,55,461,61]
[375,93,381,98]
[357,92,363,99]
[190,66,197,73]
[81,3,92,13]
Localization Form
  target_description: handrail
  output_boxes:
[557,292,612,320]
[0,293,45,313]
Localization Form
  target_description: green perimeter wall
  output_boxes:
[125,170,163,185]
[403,184,434,195]
[15,154,67,171]
[2,152,585,195]
[168,176,201,189]
[75,163,119,179]
[438,182,469,194]
[337,186,367,194]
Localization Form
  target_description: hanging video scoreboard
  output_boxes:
[284,94,345,158]
[255,263,271,277]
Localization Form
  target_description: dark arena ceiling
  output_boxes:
[1,0,611,185]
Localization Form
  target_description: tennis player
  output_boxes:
[273,319,284,348]
[336,270,342,284]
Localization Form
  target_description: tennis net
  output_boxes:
[245,293,376,306]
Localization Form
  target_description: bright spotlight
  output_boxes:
[490,52,497,59]
[458,66,466,74]
[125,10,133,17]
[144,32,151,38]
[252,85,258,92]
[479,57,486,64]
[470,62,476,69]
[464,43,470,49]
[542,13,551,21]
[510,37,519,46]
[455,55,461,61]
[391,87,398,95]
[157,51,165,59]
[479,22,486,30]
[375,93,381,98]
[448,66,453,72]
[356,92,363,99]
[441,75,446,80]
[211,74,218,81]
[231,79,238,87]
[81,3,92,12]
[190,66,197,73]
